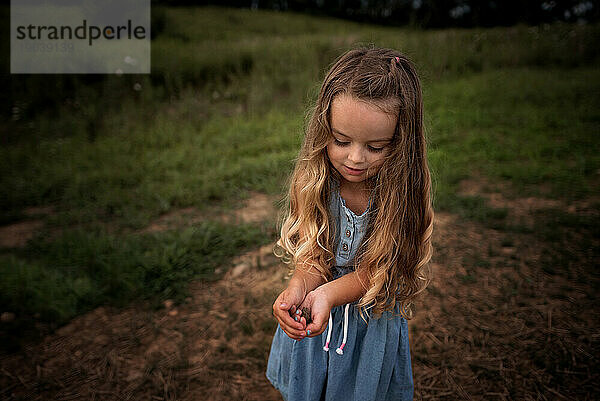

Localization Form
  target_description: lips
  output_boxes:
[343,165,365,176]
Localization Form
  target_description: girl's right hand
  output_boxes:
[273,285,307,340]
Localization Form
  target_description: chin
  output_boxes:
[342,174,366,183]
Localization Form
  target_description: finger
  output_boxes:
[278,317,304,333]
[305,321,324,337]
[281,327,304,341]
[278,321,307,339]
[275,308,304,331]
[276,297,294,311]
[288,305,304,326]
[305,321,326,337]
[273,301,304,330]
[281,329,304,341]
[275,309,306,332]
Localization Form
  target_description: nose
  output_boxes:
[347,144,366,165]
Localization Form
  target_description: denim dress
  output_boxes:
[266,181,413,401]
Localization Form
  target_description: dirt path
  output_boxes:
[1,246,284,400]
[1,185,598,400]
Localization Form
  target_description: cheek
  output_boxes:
[367,153,388,172]
[326,145,342,163]
[370,153,386,166]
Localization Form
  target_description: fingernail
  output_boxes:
[294,316,298,321]
[280,303,287,308]
[306,330,311,335]
[295,309,301,315]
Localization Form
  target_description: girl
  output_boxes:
[267,47,434,401]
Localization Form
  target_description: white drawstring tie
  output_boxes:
[323,303,350,355]
[336,304,350,355]
[322,312,333,351]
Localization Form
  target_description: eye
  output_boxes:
[333,138,350,147]
[367,145,385,153]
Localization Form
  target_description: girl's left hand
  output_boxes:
[298,287,332,337]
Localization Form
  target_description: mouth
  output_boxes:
[343,165,365,176]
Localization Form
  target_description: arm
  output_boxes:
[317,269,369,307]
[288,259,328,297]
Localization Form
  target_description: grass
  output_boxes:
[1,110,300,228]
[0,221,273,351]
[427,67,600,200]
[0,6,598,352]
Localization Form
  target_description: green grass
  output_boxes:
[427,67,600,213]
[1,111,300,229]
[0,221,272,350]
[0,7,598,344]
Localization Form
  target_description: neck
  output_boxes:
[343,180,366,193]
[338,176,371,194]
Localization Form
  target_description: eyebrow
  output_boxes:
[332,129,393,143]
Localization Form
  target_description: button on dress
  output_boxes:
[266,180,413,401]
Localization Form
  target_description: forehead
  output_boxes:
[330,94,396,142]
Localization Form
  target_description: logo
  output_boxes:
[11,0,150,74]
[15,19,147,47]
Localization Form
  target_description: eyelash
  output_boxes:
[333,138,385,153]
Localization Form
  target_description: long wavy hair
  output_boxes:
[275,47,434,319]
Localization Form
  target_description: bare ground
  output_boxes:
[1,184,598,400]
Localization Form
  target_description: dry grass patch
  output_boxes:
[139,192,277,234]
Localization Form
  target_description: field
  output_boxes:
[1,6,599,400]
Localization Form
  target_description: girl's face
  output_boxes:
[327,94,396,186]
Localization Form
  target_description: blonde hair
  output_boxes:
[276,47,434,319]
